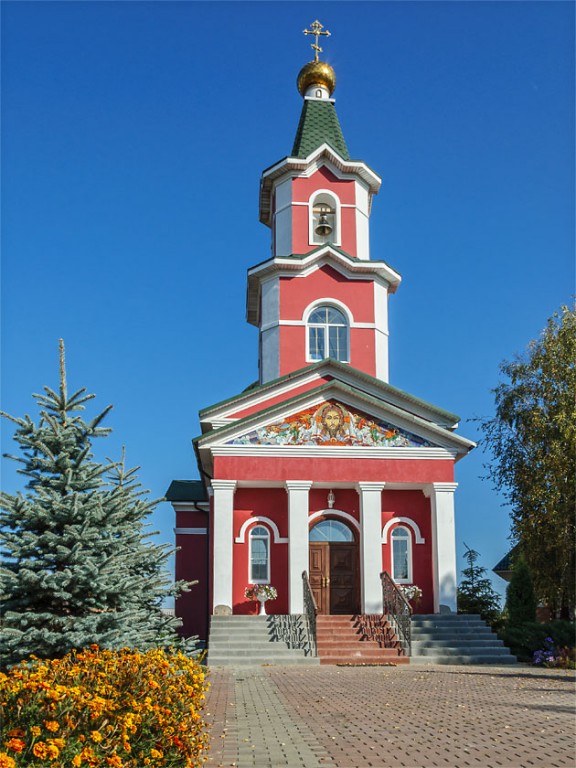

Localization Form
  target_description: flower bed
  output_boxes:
[0,646,209,767]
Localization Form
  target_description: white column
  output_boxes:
[357,482,386,613]
[286,480,313,614]
[211,480,237,612]
[424,482,458,614]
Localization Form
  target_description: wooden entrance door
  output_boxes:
[309,542,359,614]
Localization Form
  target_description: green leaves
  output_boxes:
[478,305,576,615]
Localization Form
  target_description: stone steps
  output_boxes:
[316,615,407,665]
[410,614,517,665]
[207,615,319,667]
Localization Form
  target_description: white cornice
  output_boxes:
[259,145,382,226]
[210,445,458,460]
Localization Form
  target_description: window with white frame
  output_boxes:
[308,305,349,362]
[391,526,412,583]
[249,525,270,583]
[310,192,339,245]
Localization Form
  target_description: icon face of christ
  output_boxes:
[319,404,346,439]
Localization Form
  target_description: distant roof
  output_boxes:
[493,545,519,580]
[165,480,207,502]
[291,99,350,160]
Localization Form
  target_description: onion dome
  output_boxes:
[297,60,336,97]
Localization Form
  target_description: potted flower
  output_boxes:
[245,584,278,615]
[399,584,422,609]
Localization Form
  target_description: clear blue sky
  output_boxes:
[2,1,574,602]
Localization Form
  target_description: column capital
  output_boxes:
[356,482,386,494]
[423,482,458,497]
[285,480,313,493]
[211,479,238,492]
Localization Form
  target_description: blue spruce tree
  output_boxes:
[0,341,193,666]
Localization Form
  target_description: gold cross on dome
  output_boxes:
[303,20,331,62]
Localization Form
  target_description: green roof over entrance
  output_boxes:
[291,99,350,160]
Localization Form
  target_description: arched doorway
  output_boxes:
[309,518,359,614]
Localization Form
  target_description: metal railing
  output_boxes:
[302,571,318,656]
[380,570,412,655]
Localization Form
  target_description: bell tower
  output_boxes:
[247,22,402,384]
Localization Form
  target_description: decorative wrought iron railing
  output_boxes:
[355,614,402,651]
[302,570,318,656]
[380,570,412,655]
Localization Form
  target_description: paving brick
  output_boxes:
[205,664,575,767]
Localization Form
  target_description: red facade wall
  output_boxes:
[381,490,435,614]
[231,488,289,615]
[174,509,209,641]
[280,265,375,323]
[292,168,358,256]
[214,456,455,484]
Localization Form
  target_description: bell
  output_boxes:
[315,213,333,237]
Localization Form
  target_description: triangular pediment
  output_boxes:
[225,400,435,449]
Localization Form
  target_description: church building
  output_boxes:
[167,23,475,646]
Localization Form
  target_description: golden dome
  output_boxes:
[297,60,336,97]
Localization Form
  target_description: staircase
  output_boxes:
[410,614,517,665]
[316,615,409,665]
[206,615,320,666]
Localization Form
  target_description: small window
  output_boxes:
[308,305,349,362]
[391,526,412,583]
[249,525,270,583]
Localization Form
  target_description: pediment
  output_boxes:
[226,400,435,449]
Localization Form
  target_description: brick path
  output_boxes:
[204,664,575,768]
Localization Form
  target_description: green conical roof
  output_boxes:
[291,99,350,160]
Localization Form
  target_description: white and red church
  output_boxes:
[167,32,475,646]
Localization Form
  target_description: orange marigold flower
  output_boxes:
[71,755,82,767]
[0,753,17,768]
[46,743,60,760]
[150,748,163,759]
[6,729,25,739]
[105,755,123,768]
[90,731,103,743]
[33,742,49,759]
[44,720,59,732]
[5,740,25,754]
[30,726,41,737]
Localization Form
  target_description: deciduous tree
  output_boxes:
[479,306,576,616]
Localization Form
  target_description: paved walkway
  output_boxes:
[204,664,575,768]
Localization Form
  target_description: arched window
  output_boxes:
[310,191,339,245]
[309,519,355,542]
[391,526,412,583]
[307,305,349,362]
[249,525,270,583]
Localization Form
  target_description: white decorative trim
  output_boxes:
[172,502,209,511]
[308,189,342,246]
[235,516,288,544]
[211,479,238,491]
[302,297,354,325]
[356,481,386,493]
[308,508,360,532]
[277,319,377,329]
[248,525,271,584]
[382,517,426,544]
[212,446,459,460]
[174,527,207,535]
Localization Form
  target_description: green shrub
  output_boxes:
[499,620,576,663]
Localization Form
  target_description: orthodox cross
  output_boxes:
[303,20,331,62]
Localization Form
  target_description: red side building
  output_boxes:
[167,45,475,645]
